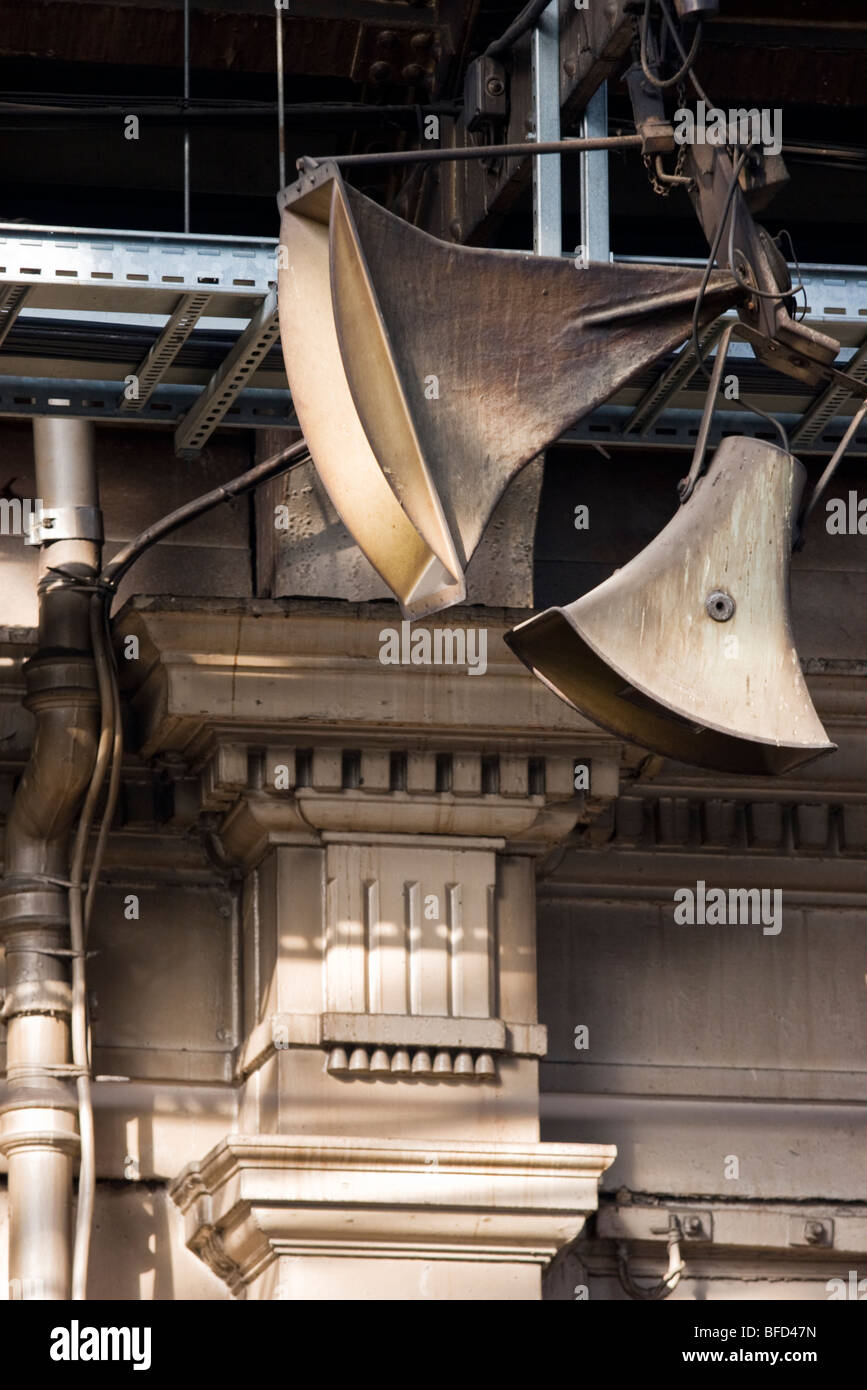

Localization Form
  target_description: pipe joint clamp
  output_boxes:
[25,505,104,547]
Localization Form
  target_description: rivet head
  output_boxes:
[706,590,735,622]
[369,61,392,83]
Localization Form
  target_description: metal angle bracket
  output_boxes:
[598,1204,714,1243]
[174,285,281,457]
[792,332,867,446]
[625,318,728,436]
[0,283,30,347]
[119,291,212,413]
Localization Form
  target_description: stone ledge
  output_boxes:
[238,1013,548,1078]
[171,1133,617,1296]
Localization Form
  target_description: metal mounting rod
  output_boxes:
[295,134,643,172]
[183,0,191,234]
[276,0,286,192]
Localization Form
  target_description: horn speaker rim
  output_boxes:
[505,436,836,777]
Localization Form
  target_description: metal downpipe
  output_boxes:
[0,418,102,1300]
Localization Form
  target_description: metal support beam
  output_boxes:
[564,404,867,456]
[579,82,610,265]
[625,318,728,435]
[9,377,867,457]
[0,222,275,315]
[0,284,30,347]
[0,375,296,430]
[174,285,280,456]
[531,1,562,257]
[119,292,211,413]
[792,332,867,446]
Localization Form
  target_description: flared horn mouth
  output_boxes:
[505,436,835,776]
[278,160,744,617]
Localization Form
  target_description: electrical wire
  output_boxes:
[485,0,553,59]
[691,146,751,383]
[67,585,119,1300]
[101,437,310,590]
[726,208,807,306]
[689,145,790,454]
[640,0,703,90]
[84,595,123,934]
[658,0,712,107]
[617,1228,685,1301]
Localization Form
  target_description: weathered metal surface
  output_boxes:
[506,436,835,775]
[278,162,742,616]
[414,0,634,244]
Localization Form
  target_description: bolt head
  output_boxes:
[706,589,735,622]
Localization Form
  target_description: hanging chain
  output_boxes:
[644,80,689,197]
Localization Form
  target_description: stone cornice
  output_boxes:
[171,1133,617,1292]
[110,597,867,805]
[113,597,620,757]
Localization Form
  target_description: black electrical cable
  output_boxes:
[726,210,807,306]
[485,0,553,59]
[690,145,789,453]
[658,0,712,106]
[640,0,703,90]
[0,97,463,122]
[691,146,751,383]
[101,436,310,591]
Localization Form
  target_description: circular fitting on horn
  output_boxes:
[706,590,735,622]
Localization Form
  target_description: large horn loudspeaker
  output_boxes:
[277,160,741,618]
